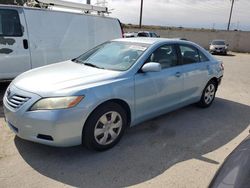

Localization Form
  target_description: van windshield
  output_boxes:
[74,41,149,71]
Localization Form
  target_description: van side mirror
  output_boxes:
[141,62,161,73]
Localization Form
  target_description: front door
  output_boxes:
[0,8,31,79]
[134,44,184,122]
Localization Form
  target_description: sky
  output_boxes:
[71,0,250,31]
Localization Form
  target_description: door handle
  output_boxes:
[175,72,181,77]
[23,39,28,49]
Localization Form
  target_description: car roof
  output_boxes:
[138,31,150,33]
[113,37,186,45]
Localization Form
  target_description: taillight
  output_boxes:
[220,63,224,70]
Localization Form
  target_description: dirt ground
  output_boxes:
[0,52,249,188]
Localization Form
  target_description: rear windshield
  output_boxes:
[0,9,22,37]
[74,41,149,71]
[212,41,225,45]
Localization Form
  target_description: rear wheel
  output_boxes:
[198,80,217,108]
[83,102,127,151]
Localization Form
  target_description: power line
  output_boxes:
[227,0,235,30]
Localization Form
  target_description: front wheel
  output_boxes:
[83,102,127,151]
[198,81,217,108]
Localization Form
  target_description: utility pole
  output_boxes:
[139,0,143,28]
[227,0,235,31]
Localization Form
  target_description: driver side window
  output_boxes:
[146,44,178,69]
[0,9,22,37]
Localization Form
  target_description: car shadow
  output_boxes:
[0,81,10,118]
[213,53,235,57]
[14,98,250,188]
[225,53,235,57]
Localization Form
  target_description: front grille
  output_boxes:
[215,47,225,50]
[6,94,30,109]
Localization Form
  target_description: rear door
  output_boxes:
[177,44,210,102]
[0,8,31,79]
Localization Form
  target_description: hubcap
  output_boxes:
[204,84,215,104]
[94,111,122,145]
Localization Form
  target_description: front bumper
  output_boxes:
[3,85,89,147]
[210,48,227,54]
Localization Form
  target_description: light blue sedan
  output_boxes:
[3,38,224,151]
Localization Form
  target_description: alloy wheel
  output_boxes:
[204,84,215,104]
[94,111,123,145]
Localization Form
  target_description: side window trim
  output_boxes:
[175,44,183,65]
[196,48,201,62]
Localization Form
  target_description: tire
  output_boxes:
[197,80,217,108]
[82,102,127,151]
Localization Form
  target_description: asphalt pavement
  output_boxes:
[0,52,249,188]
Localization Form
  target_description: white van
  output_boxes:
[0,4,123,80]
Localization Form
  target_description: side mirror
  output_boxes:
[141,62,161,73]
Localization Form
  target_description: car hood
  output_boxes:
[12,60,122,96]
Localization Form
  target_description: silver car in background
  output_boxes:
[209,40,229,55]
[137,31,160,38]
[3,38,224,151]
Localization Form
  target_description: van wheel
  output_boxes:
[198,80,217,108]
[83,102,127,151]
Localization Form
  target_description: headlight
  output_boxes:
[30,96,84,111]
[210,46,215,50]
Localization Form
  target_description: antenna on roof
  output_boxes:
[36,0,108,14]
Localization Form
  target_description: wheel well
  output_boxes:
[209,77,218,90]
[87,99,131,127]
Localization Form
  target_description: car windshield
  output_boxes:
[212,41,226,45]
[74,41,149,71]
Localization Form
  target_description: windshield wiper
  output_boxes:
[72,59,83,64]
[83,62,104,69]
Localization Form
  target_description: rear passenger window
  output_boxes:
[146,45,178,69]
[179,45,199,64]
[0,9,22,37]
[199,51,209,62]
[151,33,158,37]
